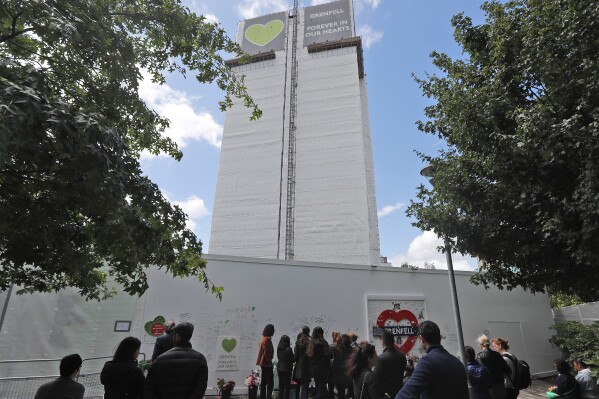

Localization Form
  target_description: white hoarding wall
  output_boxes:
[0,285,144,377]
[209,54,287,258]
[0,255,558,385]
[137,254,558,390]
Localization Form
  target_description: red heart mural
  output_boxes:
[376,309,419,354]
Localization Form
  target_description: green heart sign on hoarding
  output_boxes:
[245,20,284,46]
[222,338,237,352]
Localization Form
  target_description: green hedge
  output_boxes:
[550,321,599,375]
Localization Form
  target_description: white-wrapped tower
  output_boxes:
[209,0,381,266]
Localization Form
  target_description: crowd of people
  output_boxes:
[32,319,596,399]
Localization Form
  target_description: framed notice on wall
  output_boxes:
[216,336,241,371]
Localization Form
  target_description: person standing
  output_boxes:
[491,338,519,399]
[151,320,175,362]
[477,335,511,399]
[307,326,332,399]
[395,320,469,399]
[465,346,492,399]
[101,336,145,399]
[144,322,208,399]
[34,354,85,399]
[343,334,356,399]
[346,342,379,399]
[374,330,407,399]
[294,326,312,399]
[330,333,351,399]
[257,324,275,399]
[277,335,295,399]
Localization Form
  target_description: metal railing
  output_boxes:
[0,353,146,399]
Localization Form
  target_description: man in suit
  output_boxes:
[395,321,469,399]
[151,320,175,361]
[34,354,85,399]
[374,329,407,398]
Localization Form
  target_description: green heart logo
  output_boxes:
[222,338,237,353]
[245,20,284,46]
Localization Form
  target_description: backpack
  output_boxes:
[504,354,532,390]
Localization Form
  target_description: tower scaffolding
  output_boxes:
[285,0,300,260]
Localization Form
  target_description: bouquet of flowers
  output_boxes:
[245,369,261,387]
[216,377,236,394]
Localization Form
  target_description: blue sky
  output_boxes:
[140,0,489,270]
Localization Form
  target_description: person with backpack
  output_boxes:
[477,335,512,399]
[492,338,519,399]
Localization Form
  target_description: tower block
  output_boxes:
[210,0,381,266]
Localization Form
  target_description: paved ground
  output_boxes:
[519,378,554,399]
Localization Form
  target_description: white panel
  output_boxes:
[209,53,287,258]
[0,263,558,387]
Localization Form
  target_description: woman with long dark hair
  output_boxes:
[257,324,275,399]
[346,343,379,399]
[329,333,350,399]
[277,335,294,399]
[548,359,580,399]
[293,326,311,399]
[307,326,331,399]
[100,336,145,399]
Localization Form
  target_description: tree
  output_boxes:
[407,0,599,301]
[0,0,260,300]
[549,292,584,309]
[549,321,599,362]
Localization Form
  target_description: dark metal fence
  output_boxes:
[0,353,146,398]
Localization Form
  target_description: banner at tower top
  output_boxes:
[303,0,353,46]
[240,12,288,55]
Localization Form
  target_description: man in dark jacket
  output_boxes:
[34,354,85,399]
[145,322,208,399]
[151,320,176,361]
[476,335,510,399]
[374,329,407,398]
[395,321,469,399]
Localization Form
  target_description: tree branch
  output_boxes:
[0,11,34,44]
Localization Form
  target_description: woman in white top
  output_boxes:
[491,338,518,399]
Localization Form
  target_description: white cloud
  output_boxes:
[357,25,384,49]
[310,0,329,4]
[204,13,219,24]
[377,202,404,218]
[173,195,210,233]
[237,0,289,19]
[138,71,223,152]
[389,231,476,271]
[362,0,381,9]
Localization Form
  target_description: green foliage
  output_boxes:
[399,262,419,270]
[0,0,261,300]
[549,321,599,362]
[407,0,599,301]
[549,292,585,309]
